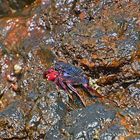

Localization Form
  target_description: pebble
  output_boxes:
[11,83,19,92]
[14,64,22,74]
[7,74,17,82]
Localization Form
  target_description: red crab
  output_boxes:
[43,61,102,106]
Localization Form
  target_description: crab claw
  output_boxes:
[43,68,54,79]
[43,68,59,81]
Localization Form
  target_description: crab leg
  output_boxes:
[67,83,86,106]
[54,77,61,91]
[58,78,73,100]
[83,84,103,98]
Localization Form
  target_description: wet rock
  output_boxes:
[97,74,117,85]
[119,107,140,135]
[8,0,35,10]
[131,61,140,76]
[0,101,26,139]
[27,90,39,101]
[51,0,139,78]
[61,103,117,140]
[27,91,67,139]
[0,18,29,48]
[0,0,36,17]
[100,125,128,140]
[117,39,137,60]
[0,0,140,139]
[0,1,10,17]
[128,83,140,101]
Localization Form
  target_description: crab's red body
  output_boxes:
[44,61,102,106]
[44,68,59,81]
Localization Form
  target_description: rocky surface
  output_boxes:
[0,0,35,17]
[0,0,140,139]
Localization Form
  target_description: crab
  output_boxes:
[43,61,102,106]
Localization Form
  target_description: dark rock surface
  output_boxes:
[0,0,140,139]
[0,101,26,139]
[0,0,35,17]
